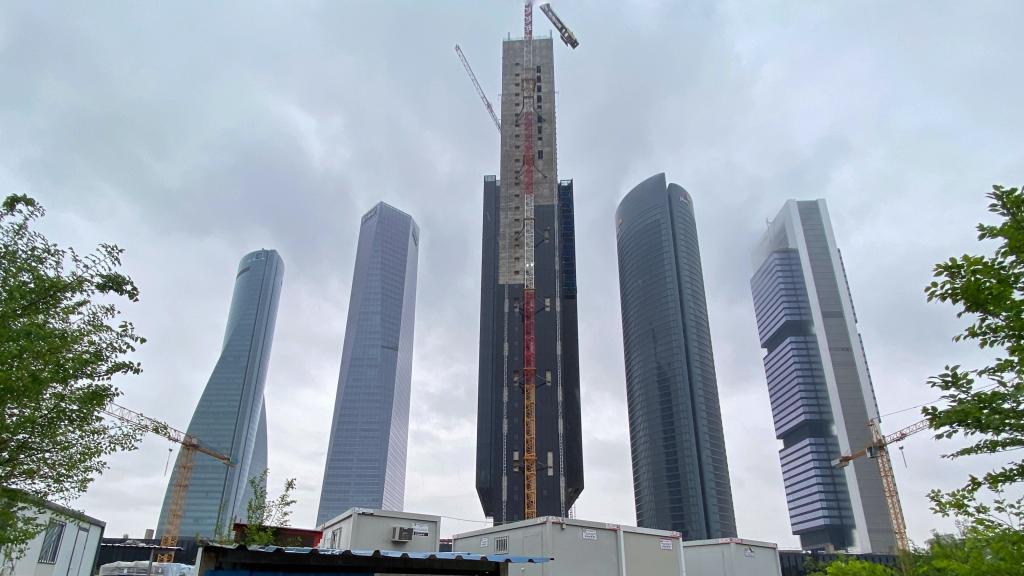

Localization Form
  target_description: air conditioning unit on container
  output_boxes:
[391,526,414,542]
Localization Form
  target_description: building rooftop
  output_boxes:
[453,515,681,539]
[317,507,441,529]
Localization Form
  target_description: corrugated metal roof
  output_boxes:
[316,507,441,530]
[452,515,680,540]
[5,489,106,528]
[101,544,183,550]
[204,544,551,564]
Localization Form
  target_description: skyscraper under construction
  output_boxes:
[476,35,583,523]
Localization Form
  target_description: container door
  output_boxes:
[64,526,90,576]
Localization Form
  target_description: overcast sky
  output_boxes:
[2,0,1023,547]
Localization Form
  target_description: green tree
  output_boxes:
[809,558,896,576]
[907,529,1024,576]
[922,184,1024,532]
[0,195,144,558]
[241,469,297,546]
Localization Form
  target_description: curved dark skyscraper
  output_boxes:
[615,173,737,540]
[317,202,419,526]
[157,249,284,538]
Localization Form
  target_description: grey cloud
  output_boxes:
[1,0,1021,547]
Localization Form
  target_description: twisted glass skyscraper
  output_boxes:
[615,173,737,540]
[317,202,419,526]
[157,249,284,538]
[751,200,895,553]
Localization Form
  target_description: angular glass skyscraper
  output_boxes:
[614,173,737,540]
[317,202,419,526]
[476,37,584,524]
[157,249,284,538]
[750,200,895,553]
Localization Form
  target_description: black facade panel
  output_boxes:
[558,181,577,299]
[557,181,584,506]
[476,177,501,518]
[476,178,583,524]
[751,247,856,550]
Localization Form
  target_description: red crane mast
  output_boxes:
[521,0,538,521]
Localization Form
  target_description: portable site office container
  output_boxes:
[2,499,105,576]
[317,508,440,553]
[453,516,684,576]
[682,538,782,576]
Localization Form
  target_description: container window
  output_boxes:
[37,521,66,564]
[495,536,509,553]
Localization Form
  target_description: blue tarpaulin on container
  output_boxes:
[205,544,551,564]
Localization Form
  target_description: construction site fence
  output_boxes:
[98,539,201,570]
[778,550,900,576]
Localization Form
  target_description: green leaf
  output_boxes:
[923,185,1024,536]
[0,194,145,551]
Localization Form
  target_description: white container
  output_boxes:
[316,508,440,553]
[682,538,782,576]
[99,562,193,576]
[453,516,684,576]
[3,499,105,576]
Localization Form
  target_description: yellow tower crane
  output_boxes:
[103,403,232,562]
[833,418,930,552]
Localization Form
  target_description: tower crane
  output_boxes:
[455,45,501,133]
[521,0,539,520]
[519,0,579,521]
[833,418,930,552]
[103,403,232,562]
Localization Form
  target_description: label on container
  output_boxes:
[660,539,673,550]
[480,537,489,547]
[581,528,598,541]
